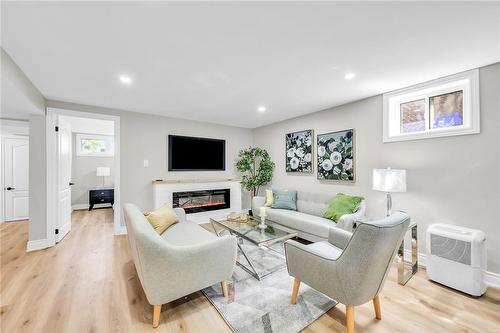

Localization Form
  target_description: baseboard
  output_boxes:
[114,225,127,235]
[72,203,114,211]
[26,238,52,252]
[403,249,500,289]
[403,248,427,267]
[484,271,500,288]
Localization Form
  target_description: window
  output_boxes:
[383,69,480,142]
[76,134,114,156]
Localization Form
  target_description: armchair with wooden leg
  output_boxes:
[285,211,410,333]
[123,204,237,328]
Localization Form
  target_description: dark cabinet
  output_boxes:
[89,188,114,210]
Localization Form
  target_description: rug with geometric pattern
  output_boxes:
[202,242,337,333]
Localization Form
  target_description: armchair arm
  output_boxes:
[173,207,187,222]
[328,227,353,250]
[252,196,266,216]
[284,240,347,302]
[336,200,366,231]
[140,235,237,305]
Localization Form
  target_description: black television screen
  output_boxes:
[168,135,226,171]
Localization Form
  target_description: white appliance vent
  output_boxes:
[430,234,471,265]
[426,223,486,296]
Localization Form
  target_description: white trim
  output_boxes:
[46,108,122,243]
[26,238,52,252]
[114,225,127,235]
[403,250,500,289]
[485,271,500,289]
[72,203,114,211]
[383,69,480,142]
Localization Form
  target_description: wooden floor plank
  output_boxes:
[1,208,499,332]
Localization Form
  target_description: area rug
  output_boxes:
[202,242,337,333]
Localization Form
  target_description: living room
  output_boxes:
[1,2,499,333]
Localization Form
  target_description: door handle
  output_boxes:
[69,182,75,186]
[6,187,15,190]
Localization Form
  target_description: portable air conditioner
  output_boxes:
[426,223,486,296]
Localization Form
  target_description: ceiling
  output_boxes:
[1,2,499,128]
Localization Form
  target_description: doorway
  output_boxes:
[46,108,121,247]
[2,135,29,222]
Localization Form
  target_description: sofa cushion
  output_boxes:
[306,241,343,260]
[264,189,274,207]
[145,204,179,234]
[272,189,297,210]
[266,208,333,239]
[323,193,364,222]
[296,191,333,217]
[161,221,215,246]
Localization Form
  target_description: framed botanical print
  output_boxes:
[317,129,355,181]
[285,129,313,173]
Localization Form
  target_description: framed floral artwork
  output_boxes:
[285,129,313,173]
[317,129,355,181]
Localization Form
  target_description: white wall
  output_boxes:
[252,63,500,275]
[28,114,47,241]
[44,101,254,225]
[71,133,114,206]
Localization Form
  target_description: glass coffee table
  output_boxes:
[210,215,298,280]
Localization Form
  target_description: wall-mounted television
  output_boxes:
[168,135,226,171]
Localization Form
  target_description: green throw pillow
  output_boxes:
[323,193,363,223]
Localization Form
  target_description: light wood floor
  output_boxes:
[1,209,499,333]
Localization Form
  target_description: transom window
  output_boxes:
[76,134,114,156]
[383,69,480,142]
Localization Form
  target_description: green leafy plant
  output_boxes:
[236,147,275,197]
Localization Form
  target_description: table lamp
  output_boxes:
[96,167,110,188]
[373,167,406,216]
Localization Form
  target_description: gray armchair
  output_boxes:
[285,211,410,333]
[123,203,237,328]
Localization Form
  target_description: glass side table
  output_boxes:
[354,217,418,285]
[397,221,418,285]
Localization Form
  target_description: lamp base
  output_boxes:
[385,192,392,216]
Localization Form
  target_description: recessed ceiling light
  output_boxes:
[119,75,132,85]
[344,72,356,80]
[257,106,267,113]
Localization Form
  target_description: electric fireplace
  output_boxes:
[172,188,230,214]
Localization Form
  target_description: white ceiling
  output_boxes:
[1,2,499,128]
[59,116,114,136]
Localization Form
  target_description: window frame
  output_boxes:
[75,133,115,157]
[383,69,480,143]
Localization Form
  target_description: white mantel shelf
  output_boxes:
[152,177,240,184]
[152,178,242,224]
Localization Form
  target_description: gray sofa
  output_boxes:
[252,191,366,241]
[123,203,237,328]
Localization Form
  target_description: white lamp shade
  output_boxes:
[96,167,110,177]
[373,168,406,192]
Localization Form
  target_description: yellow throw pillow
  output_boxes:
[144,204,179,235]
[264,189,274,207]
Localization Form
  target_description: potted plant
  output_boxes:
[236,147,275,214]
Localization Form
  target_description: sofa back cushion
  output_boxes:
[272,189,298,210]
[296,191,334,217]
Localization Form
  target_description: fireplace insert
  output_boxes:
[173,189,230,214]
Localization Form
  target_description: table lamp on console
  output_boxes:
[372,167,407,216]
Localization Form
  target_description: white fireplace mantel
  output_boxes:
[152,178,242,224]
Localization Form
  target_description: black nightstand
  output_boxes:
[89,188,114,210]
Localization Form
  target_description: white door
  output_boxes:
[56,118,72,242]
[3,137,29,221]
